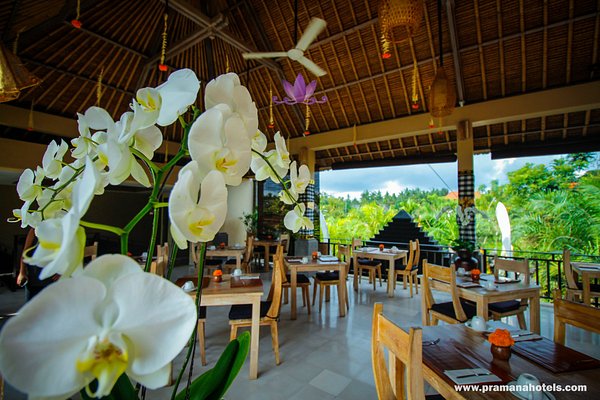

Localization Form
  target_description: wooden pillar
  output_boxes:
[456,120,476,245]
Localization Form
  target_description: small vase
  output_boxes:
[471,272,480,283]
[213,275,222,283]
[490,344,511,361]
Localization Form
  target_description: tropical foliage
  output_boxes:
[321,153,600,256]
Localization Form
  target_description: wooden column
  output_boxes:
[456,120,476,245]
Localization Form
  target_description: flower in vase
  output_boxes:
[488,328,515,347]
[0,255,196,399]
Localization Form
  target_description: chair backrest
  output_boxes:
[562,249,579,290]
[266,256,283,320]
[405,240,418,268]
[553,289,600,345]
[422,261,467,322]
[372,303,425,400]
[84,241,98,261]
[493,256,530,284]
[279,233,290,255]
[243,234,254,264]
[351,238,362,252]
[337,245,350,265]
[413,239,420,268]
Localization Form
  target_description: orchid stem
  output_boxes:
[79,220,124,236]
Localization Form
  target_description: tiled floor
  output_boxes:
[1,267,599,400]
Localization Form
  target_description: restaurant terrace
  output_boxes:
[0,0,599,399]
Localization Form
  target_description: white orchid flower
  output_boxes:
[250,149,288,182]
[97,135,151,188]
[16,167,44,202]
[155,69,200,126]
[72,107,113,159]
[204,72,258,140]
[252,129,267,152]
[274,132,291,169]
[284,203,314,233]
[12,201,42,228]
[25,159,97,278]
[169,163,227,249]
[290,161,311,195]
[188,106,251,186]
[0,254,196,399]
[279,188,298,205]
[42,140,69,179]
[117,111,163,161]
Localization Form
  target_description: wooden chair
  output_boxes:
[229,255,283,365]
[352,238,382,290]
[553,289,600,345]
[151,243,169,277]
[562,249,600,302]
[224,234,254,273]
[83,241,98,263]
[372,302,425,400]
[191,242,224,275]
[312,245,349,313]
[422,261,476,326]
[489,256,530,329]
[278,244,311,314]
[393,239,420,297]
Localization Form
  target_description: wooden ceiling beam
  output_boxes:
[60,21,147,58]
[287,81,600,152]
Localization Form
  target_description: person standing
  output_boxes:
[16,229,54,301]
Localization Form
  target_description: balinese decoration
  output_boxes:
[158,11,168,72]
[429,0,456,127]
[273,73,327,105]
[411,63,420,110]
[267,84,275,129]
[71,0,82,28]
[96,67,103,106]
[273,73,326,137]
[0,43,40,103]
[379,0,424,59]
[27,102,34,131]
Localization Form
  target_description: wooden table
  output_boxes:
[352,248,408,297]
[416,323,599,399]
[284,257,347,319]
[424,273,541,333]
[206,247,245,271]
[175,275,263,379]
[253,239,280,270]
[571,262,600,305]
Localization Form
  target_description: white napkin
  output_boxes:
[444,368,501,384]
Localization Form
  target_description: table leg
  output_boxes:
[477,299,489,321]
[387,256,395,298]
[583,274,591,305]
[264,246,270,272]
[353,255,359,292]
[290,269,297,320]
[529,293,541,334]
[338,265,346,317]
[249,298,260,379]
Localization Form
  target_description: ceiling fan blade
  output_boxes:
[297,56,326,77]
[295,18,327,51]
[242,52,287,59]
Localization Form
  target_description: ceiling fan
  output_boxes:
[242,17,327,77]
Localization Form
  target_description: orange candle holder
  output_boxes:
[213,269,223,282]
[312,251,318,260]
[219,242,226,249]
[471,268,481,282]
[379,244,384,251]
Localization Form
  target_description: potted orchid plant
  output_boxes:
[0,69,313,399]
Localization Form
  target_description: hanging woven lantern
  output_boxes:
[429,66,455,118]
[379,0,424,58]
[0,43,40,103]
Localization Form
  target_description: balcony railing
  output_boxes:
[319,237,600,301]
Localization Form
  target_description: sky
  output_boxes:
[319,153,575,199]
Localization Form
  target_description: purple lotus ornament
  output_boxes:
[273,73,327,105]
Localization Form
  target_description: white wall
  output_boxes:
[221,179,254,245]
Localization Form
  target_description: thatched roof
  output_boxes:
[1,0,599,171]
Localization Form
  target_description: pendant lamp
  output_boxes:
[429,0,455,120]
[379,0,424,58]
[0,43,40,103]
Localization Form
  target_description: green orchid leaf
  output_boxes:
[208,331,250,400]
[175,331,250,400]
